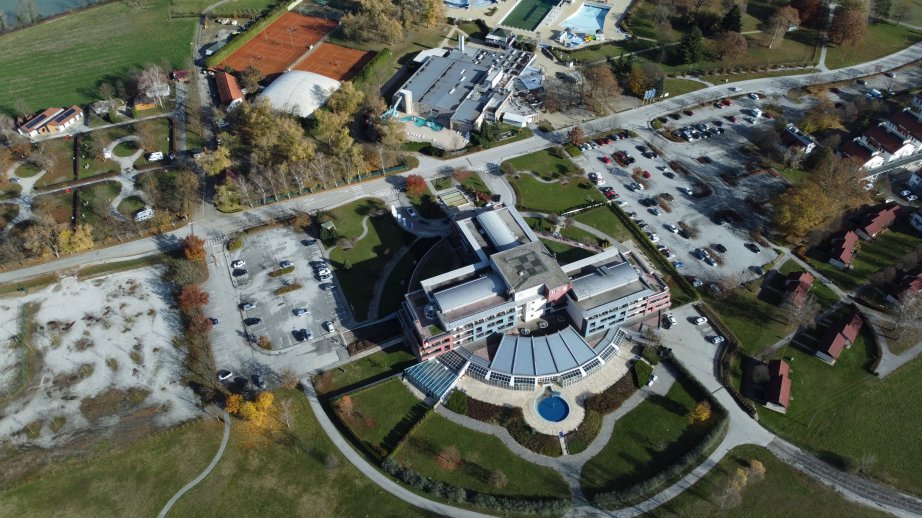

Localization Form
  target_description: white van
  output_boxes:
[147,151,164,162]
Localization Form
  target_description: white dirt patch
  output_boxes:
[0,268,198,448]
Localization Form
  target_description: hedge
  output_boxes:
[565,143,582,157]
[205,3,290,68]
[381,458,571,515]
[273,283,302,295]
[592,416,729,508]
[268,265,295,277]
[583,373,637,414]
[608,204,699,302]
[632,361,653,387]
[352,48,391,87]
[641,345,660,366]
[227,237,244,251]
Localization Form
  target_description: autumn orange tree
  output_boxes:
[405,174,427,197]
[178,283,210,313]
[183,234,207,263]
[688,400,712,425]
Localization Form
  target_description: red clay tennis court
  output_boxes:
[219,12,338,77]
[292,43,373,81]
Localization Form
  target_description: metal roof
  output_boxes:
[432,273,504,313]
[570,262,638,300]
[476,210,518,251]
[490,327,598,376]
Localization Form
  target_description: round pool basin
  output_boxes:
[536,395,569,422]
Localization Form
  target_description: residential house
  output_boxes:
[828,230,859,269]
[781,124,817,155]
[765,359,791,413]
[856,204,900,240]
[90,99,127,116]
[215,70,244,110]
[485,27,515,48]
[17,106,84,137]
[886,265,922,304]
[864,126,917,162]
[883,110,922,155]
[815,312,863,364]
[783,271,814,308]
[840,138,885,171]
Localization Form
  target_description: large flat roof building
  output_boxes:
[399,205,670,395]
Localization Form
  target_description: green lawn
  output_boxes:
[394,412,570,499]
[172,0,278,14]
[337,379,428,460]
[572,207,633,243]
[504,149,577,181]
[117,196,146,217]
[313,347,417,395]
[378,237,440,316]
[0,0,195,115]
[824,22,922,70]
[510,175,604,214]
[580,375,718,499]
[112,140,140,158]
[705,67,817,85]
[167,390,422,517]
[704,279,798,357]
[756,333,922,495]
[34,138,76,187]
[76,181,122,229]
[432,176,452,191]
[662,78,707,97]
[649,445,890,517]
[0,418,223,516]
[459,172,491,195]
[327,199,414,321]
[14,162,42,178]
[562,38,660,63]
[809,224,922,291]
[559,224,601,246]
[415,240,458,280]
[540,238,596,263]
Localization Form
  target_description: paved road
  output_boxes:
[157,409,231,518]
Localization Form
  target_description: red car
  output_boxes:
[727,115,737,123]
[642,170,652,178]
[601,156,612,164]
[722,98,733,106]
[602,137,611,144]
[604,191,618,199]
[684,110,694,116]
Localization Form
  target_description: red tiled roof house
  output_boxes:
[815,312,863,365]
[828,230,859,270]
[857,204,900,240]
[765,359,792,413]
[783,271,814,308]
[886,265,922,305]
[17,106,84,137]
[215,71,244,110]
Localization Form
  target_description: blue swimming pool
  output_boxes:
[561,4,609,34]
[536,394,570,422]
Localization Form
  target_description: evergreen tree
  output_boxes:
[720,4,743,32]
[679,26,704,64]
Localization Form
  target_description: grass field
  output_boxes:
[117,195,146,217]
[580,375,717,498]
[168,390,422,516]
[510,175,604,214]
[338,379,428,459]
[504,149,577,181]
[757,335,922,495]
[313,347,417,395]
[824,22,922,70]
[649,445,890,517]
[572,207,633,243]
[662,78,708,97]
[0,0,195,115]
[540,238,596,263]
[0,418,223,516]
[777,259,840,309]
[501,0,557,31]
[394,412,571,499]
[809,224,922,291]
[327,199,414,321]
[704,277,801,356]
[378,237,440,315]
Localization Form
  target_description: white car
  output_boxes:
[316,268,331,277]
[666,314,677,327]
[407,207,418,218]
[748,93,759,99]
[647,233,660,243]
[231,260,246,268]
[293,308,309,316]
[679,186,694,196]
[647,374,658,386]
[323,321,335,333]
[730,86,742,92]
[710,335,725,344]
[665,224,678,233]
[694,316,708,325]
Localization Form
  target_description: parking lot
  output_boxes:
[572,133,778,283]
[204,227,346,380]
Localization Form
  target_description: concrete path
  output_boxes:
[300,379,492,518]
[157,409,231,518]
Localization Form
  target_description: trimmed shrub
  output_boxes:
[268,266,295,277]
[641,345,661,366]
[273,283,302,296]
[565,409,603,454]
[632,361,653,388]
[584,374,637,414]
[227,237,243,251]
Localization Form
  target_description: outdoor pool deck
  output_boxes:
[399,118,469,150]
[446,0,628,48]
[452,351,630,434]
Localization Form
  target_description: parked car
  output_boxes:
[293,308,309,316]
[666,313,677,327]
[665,224,678,233]
[323,321,335,333]
[231,259,246,268]
[694,316,708,325]
[209,317,219,325]
[217,370,233,381]
[406,207,418,218]
[683,109,694,116]
[745,243,761,253]
[748,92,760,99]
[240,302,256,310]
[647,374,658,386]
[253,374,267,389]
[710,335,725,344]
[672,261,685,268]
[712,243,727,253]
[280,260,293,268]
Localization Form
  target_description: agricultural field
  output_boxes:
[0,0,195,115]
